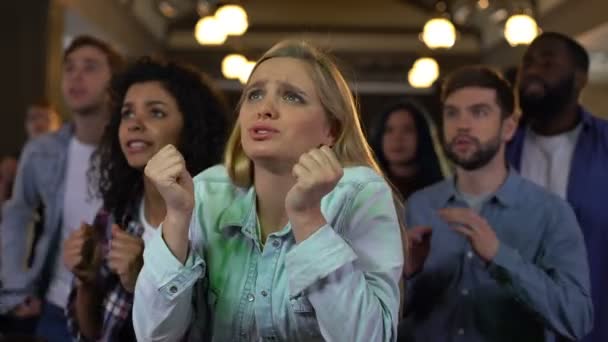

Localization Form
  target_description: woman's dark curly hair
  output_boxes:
[371,100,443,198]
[90,57,229,219]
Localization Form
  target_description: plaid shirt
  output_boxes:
[66,202,144,341]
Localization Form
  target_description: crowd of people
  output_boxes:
[0,30,606,342]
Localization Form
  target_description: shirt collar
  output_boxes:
[218,186,258,241]
[439,167,521,208]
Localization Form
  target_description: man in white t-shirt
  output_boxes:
[507,32,608,342]
[0,35,124,341]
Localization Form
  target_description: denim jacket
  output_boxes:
[0,124,73,313]
[133,164,404,342]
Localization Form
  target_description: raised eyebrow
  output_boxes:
[278,81,307,96]
[244,80,267,93]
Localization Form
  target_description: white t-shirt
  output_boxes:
[460,191,492,213]
[520,124,582,199]
[46,137,102,308]
[139,199,159,245]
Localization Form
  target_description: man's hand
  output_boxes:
[404,226,432,278]
[11,296,41,318]
[439,208,499,263]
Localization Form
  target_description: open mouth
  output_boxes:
[125,139,152,152]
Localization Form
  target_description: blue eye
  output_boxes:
[282,92,303,104]
[247,89,263,101]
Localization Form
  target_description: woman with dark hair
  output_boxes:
[372,100,444,200]
[61,57,229,341]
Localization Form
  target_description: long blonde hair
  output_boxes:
[224,40,408,286]
[224,40,382,187]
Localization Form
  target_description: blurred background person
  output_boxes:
[508,31,608,342]
[0,35,124,342]
[371,100,445,200]
[24,100,61,140]
[0,100,60,337]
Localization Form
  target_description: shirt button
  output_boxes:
[169,285,178,294]
[461,289,469,296]
[261,290,268,297]
[457,328,465,335]
[466,251,474,259]
[272,240,280,248]
[247,293,255,302]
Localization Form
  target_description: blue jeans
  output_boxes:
[34,302,71,342]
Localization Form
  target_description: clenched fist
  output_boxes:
[286,145,343,242]
[144,144,194,263]
[108,224,144,293]
[63,222,103,284]
[144,144,194,215]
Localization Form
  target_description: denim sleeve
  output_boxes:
[132,213,205,342]
[285,180,404,342]
[488,199,593,340]
[0,141,41,313]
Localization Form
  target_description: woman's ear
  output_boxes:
[324,120,339,147]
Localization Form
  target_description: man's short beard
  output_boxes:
[443,132,501,171]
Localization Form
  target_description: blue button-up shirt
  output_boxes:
[404,169,593,341]
[133,165,403,342]
[507,108,608,342]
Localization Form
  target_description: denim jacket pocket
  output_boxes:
[290,296,322,337]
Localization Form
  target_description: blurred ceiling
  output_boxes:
[63,0,608,91]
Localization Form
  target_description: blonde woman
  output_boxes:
[133,40,404,342]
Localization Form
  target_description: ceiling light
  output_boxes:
[504,14,539,46]
[222,54,248,79]
[408,58,440,88]
[194,16,227,45]
[237,61,256,84]
[215,4,248,36]
[477,0,489,10]
[422,18,456,49]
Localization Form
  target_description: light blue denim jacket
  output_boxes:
[133,165,404,342]
[0,124,72,313]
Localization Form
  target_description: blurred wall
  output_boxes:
[0,0,61,157]
[581,83,608,118]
